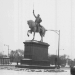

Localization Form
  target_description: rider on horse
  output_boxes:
[33,10,42,31]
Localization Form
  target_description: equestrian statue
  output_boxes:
[27,10,47,42]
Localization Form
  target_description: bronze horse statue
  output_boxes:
[27,20,47,42]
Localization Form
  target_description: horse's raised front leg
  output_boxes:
[27,30,32,37]
[27,30,29,37]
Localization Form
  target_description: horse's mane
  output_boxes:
[27,20,34,22]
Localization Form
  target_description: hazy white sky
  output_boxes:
[0,0,75,59]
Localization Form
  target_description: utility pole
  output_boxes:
[49,29,60,69]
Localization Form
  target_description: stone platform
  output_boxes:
[16,65,55,69]
[20,59,50,66]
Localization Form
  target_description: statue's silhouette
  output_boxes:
[27,20,46,42]
[27,10,47,42]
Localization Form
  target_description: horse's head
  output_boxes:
[27,20,31,28]
[27,20,30,26]
[27,20,35,28]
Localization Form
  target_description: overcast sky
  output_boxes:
[0,0,75,59]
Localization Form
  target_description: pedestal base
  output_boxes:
[16,65,55,69]
[20,59,50,66]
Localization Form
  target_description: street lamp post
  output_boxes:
[4,44,9,57]
[49,29,60,68]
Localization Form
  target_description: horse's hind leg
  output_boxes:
[40,36,43,42]
[40,32,43,42]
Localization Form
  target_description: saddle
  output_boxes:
[36,23,42,32]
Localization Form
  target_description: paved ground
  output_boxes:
[0,66,71,75]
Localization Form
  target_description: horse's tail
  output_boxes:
[45,29,48,31]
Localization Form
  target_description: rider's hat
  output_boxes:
[37,14,40,17]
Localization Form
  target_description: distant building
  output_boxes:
[0,57,10,65]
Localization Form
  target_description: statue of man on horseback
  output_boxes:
[33,10,42,31]
[27,10,46,42]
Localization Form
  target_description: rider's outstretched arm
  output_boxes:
[33,10,36,18]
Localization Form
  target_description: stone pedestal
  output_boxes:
[20,40,50,67]
[15,40,56,69]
